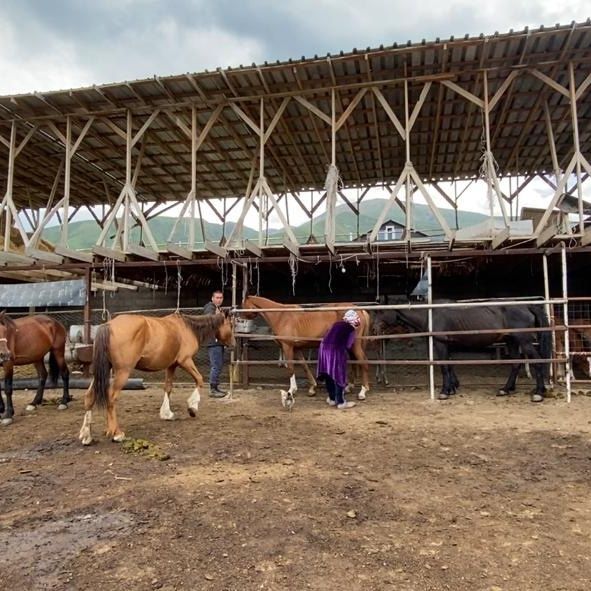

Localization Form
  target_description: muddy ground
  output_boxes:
[1,378,591,591]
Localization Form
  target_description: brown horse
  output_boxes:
[241,295,371,406]
[555,318,591,380]
[78,312,235,445]
[0,312,70,426]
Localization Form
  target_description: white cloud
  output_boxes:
[0,20,93,95]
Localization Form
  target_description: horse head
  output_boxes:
[0,311,15,364]
[216,312,236,349]
[240,295,259,320]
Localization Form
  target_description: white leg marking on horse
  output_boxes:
[344,383,353,394]
[113,432,125,442]
[288,374,297,395]
[26,404,36,412]
[160,392,175,420]
[587,357,591,378]
[357,385,368,401]
[187,387,201,413]
[79,411,93,445]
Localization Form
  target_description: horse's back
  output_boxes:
[107,314,186,369]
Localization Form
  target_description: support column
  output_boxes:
[93,109,160,260]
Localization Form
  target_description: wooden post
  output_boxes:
[569,62,585,234]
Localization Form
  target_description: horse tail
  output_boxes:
[530,305,552,380]
[93,324,112,409]
[48,350,60,384]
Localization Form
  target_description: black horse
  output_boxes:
[373,303,551,402]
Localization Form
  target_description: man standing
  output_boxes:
[203,289,227,398]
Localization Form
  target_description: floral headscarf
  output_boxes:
[343,309,361,327]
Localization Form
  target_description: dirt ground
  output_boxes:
[2,378,591,591]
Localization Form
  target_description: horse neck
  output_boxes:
[398,308,428,330]
[246,296,288,329]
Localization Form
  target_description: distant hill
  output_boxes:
[42,198,489,249]
[42,217,258,249]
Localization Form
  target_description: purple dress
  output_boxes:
[317,321,356,387]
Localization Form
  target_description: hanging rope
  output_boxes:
[101,257,115,321]
[217,256,228,287]
[328,253,333,293]
[256,259,260,295]
[479,118,500,217]
[324,163,343,196]
[175,260,182,313]
[163,261,169,295]
[289,253,298,296]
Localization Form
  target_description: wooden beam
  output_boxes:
[204,240,227,257]
[92,245,127,262]
[53,245,94,263]
[283,239,300,257]
[441,80,484,109]
[536,223,560,247]
[166,242,194,259]
[293,96,332,126]
[491,227,511,249]
[127,243,160,261]
[0,252,35,266]
[25,248,64,264]
[243,239,262,257]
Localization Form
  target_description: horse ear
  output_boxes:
[0,310,5,323]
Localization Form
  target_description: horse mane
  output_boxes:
[0,312,17,332]
[245,295,292,309]
[179,313,225,342]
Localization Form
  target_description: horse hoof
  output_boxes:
[58,404,68,411]
[307,389,316,397]
[161,412,175,421]
[531,393,544,403]
[1,417,13,426]
[112,432,126,442]
[26,404,36,411]
[79,432,93,446]
[357,392,366,401]
[187,407,197,418]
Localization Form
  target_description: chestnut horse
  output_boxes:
[78,312,235,445]
[241,295,371,406]
[0,312,70,426]
[555,318,591,380]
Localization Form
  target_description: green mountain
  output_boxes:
[42,217,258,250]
[42,199,488,249]
[272,198,489,244]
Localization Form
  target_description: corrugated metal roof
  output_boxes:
[0,20,590,209]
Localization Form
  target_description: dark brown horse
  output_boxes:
[241,295,371,406]
[79,312,235,445]
[0,312,70,426]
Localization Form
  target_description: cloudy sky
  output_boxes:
[2,1,589,230]
[1,0,588,95]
